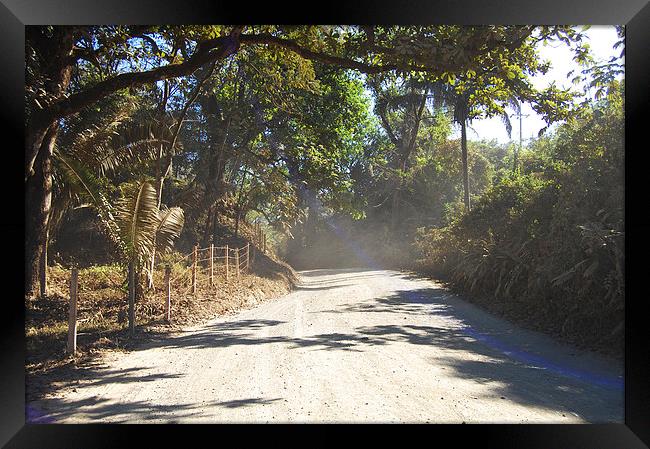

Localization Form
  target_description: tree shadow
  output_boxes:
[28,283,624,423]
[299,268,378,277]
[297,269,389,284]
[130,303,621,420]
[317,287,452,316]
[212,397,282,408]
[293,283,356,291]
[133,319,382,353]
[27,395,283,423]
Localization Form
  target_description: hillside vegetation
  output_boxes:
[414,83,624,353]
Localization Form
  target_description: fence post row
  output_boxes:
[67,268,78,355]
[225,245,229,281]
[235,248,240,278]
[209,243,214,286]
[165,266,171,322]
[65,243,258,354]
[192,244,198,295]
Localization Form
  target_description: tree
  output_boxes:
[367,75,433,230]
[114,181,184,334]
[25,25,586,296]
[441,25,587,210]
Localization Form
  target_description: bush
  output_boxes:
[414,83,624,353]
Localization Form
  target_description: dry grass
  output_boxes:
[26,251,296,400]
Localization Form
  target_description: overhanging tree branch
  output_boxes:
[39,33,242,124]
[239,33,433,75]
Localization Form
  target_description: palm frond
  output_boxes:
[53,152,128,256]
[97,137,170,175]
[65,105,133,162]
[155,206,185,254]
[62,117,174,176]
[115,181,159,264]
[500,111,513,139]
[53,153,101,205]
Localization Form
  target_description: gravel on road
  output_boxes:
[28,268,624,423]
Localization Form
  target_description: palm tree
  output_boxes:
[50,107,185,334]
[47,102,175,294]
[453,92,472,211]
[453,90,523,211]
[54,168,184,334]
[114,181,184,335]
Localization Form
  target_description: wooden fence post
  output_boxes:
[225,245,229,281]
[209,243,214,286]
[67,268,78,354]
[128,261,135,336]
[235,248,240,278]
[245,243,250,271]
[192,244,198,295]
[165,266,171,322]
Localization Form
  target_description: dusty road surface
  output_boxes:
[29,269,623,423]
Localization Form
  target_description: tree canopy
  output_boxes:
[26,24,614,300]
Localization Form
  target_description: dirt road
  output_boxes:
[28,269,623,423]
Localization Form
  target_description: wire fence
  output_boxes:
[164,243,252,296]
[64,222,271,354]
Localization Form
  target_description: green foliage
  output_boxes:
[114,180,185,268]
[36,24,624,354]
[415,82,624,349]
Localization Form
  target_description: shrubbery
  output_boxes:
[415,82,624,352]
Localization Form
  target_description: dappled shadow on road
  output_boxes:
[318,287,455,317]
[68,366,184,388]
[293,283,357,291]
[27,362,185,397]
[353,322,621,422]
[298,269,391,285]
[27,395,283,423]
[133,318,382,353]
[299,268,378,277]
[212,397,282,408]
[28,396,200,423]
[131,287,622,422]
[30,280,623,423]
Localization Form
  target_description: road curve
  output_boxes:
[29,268,623,423]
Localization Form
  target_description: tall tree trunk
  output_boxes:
[234,170,248,239]
[147,144,166,289]
[147,62,212,288]
[25,121,53,182]
[39,224,49,297]
[147,149,173,289]
[25,27,75,297]
[25,27,75,180]
[25,125,58,298]
[460,119,471,211]
[388,88,427,233]
[390,184,401,232]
